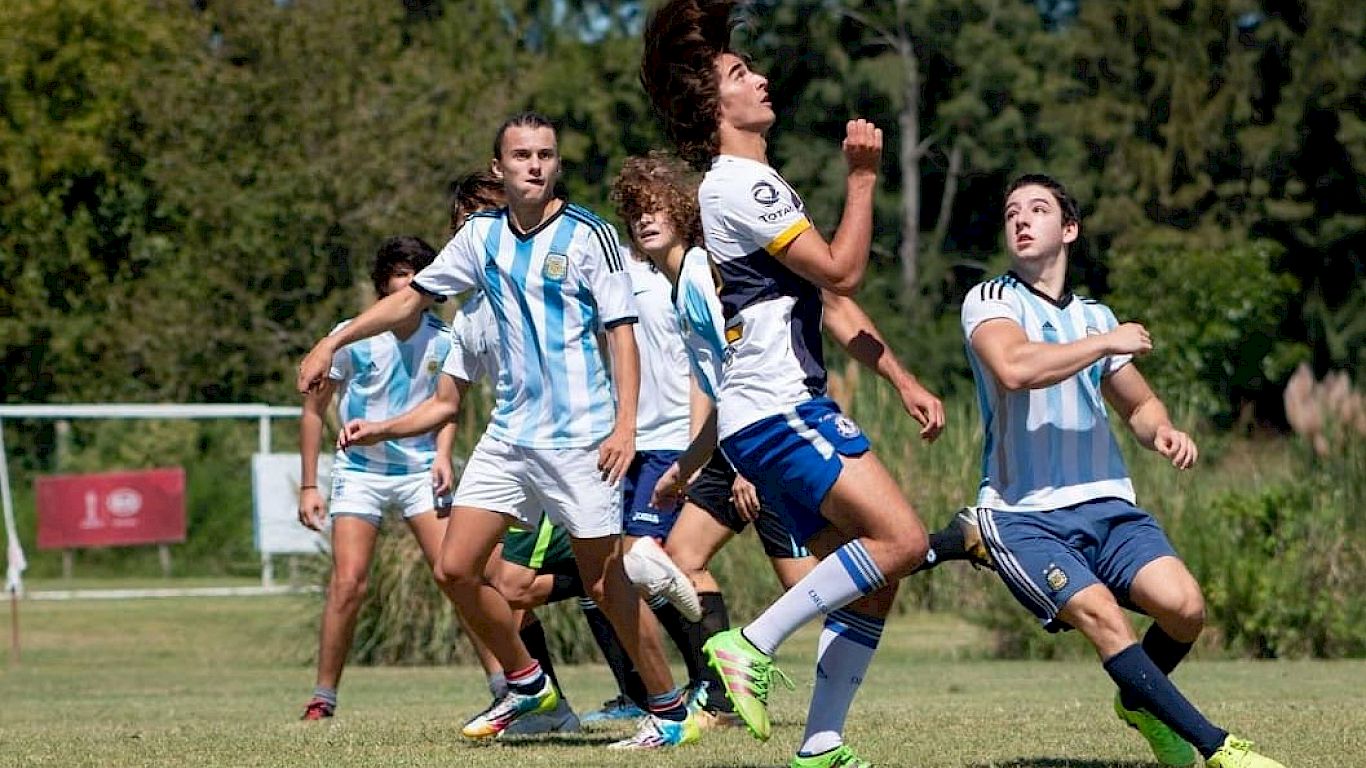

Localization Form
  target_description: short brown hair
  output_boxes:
[447,170,505,236]
[641,0,737,170]
[610,152,703,251]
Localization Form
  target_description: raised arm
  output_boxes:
[297,288,434,393]
[969,318,1152,392]
[775,120,881,295]
[821,290,944,439]
[1102,364,1198,469]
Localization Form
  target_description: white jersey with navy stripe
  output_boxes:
[625,252,691,451]
[961,272,1136,511]
[673,247,727,402]
[441,291,499,395]
[414,203,638,449]
[700,154,824,440]
[329,312,451,475]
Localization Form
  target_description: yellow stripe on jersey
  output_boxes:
[763,218,812,256]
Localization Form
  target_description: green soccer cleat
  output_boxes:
[702,628,792,742]
[1113,692,1197,767]
[789,744,873,768]
[1206,735,1287,768]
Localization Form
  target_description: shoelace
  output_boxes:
[1224,736,1255,755]
[748,656,794,702]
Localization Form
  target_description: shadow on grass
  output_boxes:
[972,754,1152,759]
[491,732,621,748]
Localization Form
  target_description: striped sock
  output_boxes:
[743,539,886,654]
[646,687,688,722]
[798,609,885,756]
[506,661,545,695]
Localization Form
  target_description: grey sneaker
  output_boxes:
[498,698,581,737]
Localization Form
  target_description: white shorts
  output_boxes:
[452,432,622,538]
[329,468,451,527]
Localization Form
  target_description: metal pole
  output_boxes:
[8,588,18,667]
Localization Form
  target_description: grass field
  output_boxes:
[2,594,1362,767]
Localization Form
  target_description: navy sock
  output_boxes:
[696,592,732,712]
[545,572,582,604]
[1103,644,1227,758]
[519,619,563,702]
[1121,624,1194,710]
[646,687,688,722]
[650,596,704,684]
[580,597,648,709]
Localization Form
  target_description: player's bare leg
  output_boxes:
[303,516,380,719]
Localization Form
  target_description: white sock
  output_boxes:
[743,539,886,654]
[798,608,884,756]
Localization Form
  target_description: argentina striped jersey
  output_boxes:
[412,203,638,449]
[672,246,727,402]
[961,272,1136,511]
[329,312,451,475]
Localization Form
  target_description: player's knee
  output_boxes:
[328,573,368,608]
[439,555,482,591]
[1166,590,1206,640]
[883,525,930,578]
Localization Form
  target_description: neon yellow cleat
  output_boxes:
[1206,735,1286,768]
[702,628,792,742]
[1113,692,1196,766]
[789,744,873,768]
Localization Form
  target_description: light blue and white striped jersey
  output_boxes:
[673,246,727,402]
[329,312,452,475]
[626,251,691,451]
[961,272,1135,511]
[412,203,638,449]
[441,291,499,400]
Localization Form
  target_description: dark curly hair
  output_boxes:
[446,169,506,236]
[641,0,738,170]
[371,236,436,295]
[610,151,703,253]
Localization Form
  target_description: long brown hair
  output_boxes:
[641,0,737,170]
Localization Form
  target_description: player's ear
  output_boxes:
[1062,219,1079,244]
[490,157,504,180]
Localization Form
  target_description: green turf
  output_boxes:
[1,594,1360,766]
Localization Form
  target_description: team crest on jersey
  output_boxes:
[542,252,568,281]
[831,414,862,439]
[751,181,780,207]
[1044,564,1068,592]
[426,358,439,374]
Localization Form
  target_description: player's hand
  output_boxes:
[337,419,383,450]
[297,487,326,531]
[1106,323,1153,357]
[842,119,883,178]
[296,342,335,394]
[1154,425,1198,470]
[731,474,761,522]
[897,378,946,442]
[651,461,687,510]
[598,426,635,487]
[431,458,454,497]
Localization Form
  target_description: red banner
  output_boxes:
[36,468,186,550]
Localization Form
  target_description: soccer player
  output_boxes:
[296,235,459,721]
[960,173,1284,768]
[640,5,953,758]
[298,112,700,749]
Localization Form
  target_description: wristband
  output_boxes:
[300,484,317,490]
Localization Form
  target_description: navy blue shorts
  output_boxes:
[977,498,1179,631]
[622,449,684,539]
[720,397,871,545]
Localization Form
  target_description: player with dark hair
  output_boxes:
[959,173,1284,768]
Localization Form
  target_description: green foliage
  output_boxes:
[1107,238,1306,424]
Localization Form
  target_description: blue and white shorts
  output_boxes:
[978,498,1179,632]
[720,397,870,545]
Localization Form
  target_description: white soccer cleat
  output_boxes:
[622,536,702,622]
